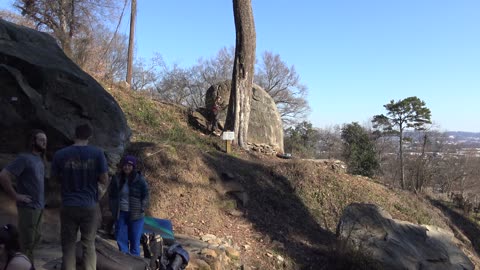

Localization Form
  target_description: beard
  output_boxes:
[33,142,46,154]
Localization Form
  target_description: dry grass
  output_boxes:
[271,160,449,234]
[105,86,476,269]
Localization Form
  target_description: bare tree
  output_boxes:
[195,47,235,86]
[225,0,256,149]
[0,9,36,27]
[188,47,235,107]
[193,47,309,125]
[317,125,343,159]
[130,61,156,92]
[154,61,213,108]
[255,51,310,126]
[73,25,128,83]
[102,31,129,82]
[399,130,434,192]
[155,64,193,105]
[143,45,309,125]
[13,0,121,60]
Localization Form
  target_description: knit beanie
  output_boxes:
[122,155,137,168]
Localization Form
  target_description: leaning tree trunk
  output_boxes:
[225,0,256,149]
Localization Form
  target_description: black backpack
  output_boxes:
[141,233,189,270]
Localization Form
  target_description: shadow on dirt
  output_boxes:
[201,151,374,269]
[429,199,480,255]
[128,141,380,269]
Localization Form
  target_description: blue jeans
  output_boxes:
[115,211,144,256]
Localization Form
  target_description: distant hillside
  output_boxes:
[402,130,480,147]
[445,131,480,140]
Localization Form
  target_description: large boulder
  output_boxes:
[205,80,284,153]
[336,203,474,270]
[0,19,130,168]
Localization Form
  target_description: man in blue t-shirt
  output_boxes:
[0,129,47,264]
[51,124,108,270]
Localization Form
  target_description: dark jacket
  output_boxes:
[109,171,149,221]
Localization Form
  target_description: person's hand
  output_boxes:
[16,194,32,203]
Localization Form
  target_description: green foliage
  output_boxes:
[284,121,320,158]
[164,123,216,150]
[341,122,379,177]
[166,124,188,142]
[119,95,159,127]
[219,199,237,211]
[114,89,217,150]
[166,123,204,145]
[135,99,159,126]
[372,96,432,133]
[372,96,432,189]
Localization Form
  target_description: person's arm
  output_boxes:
[97,150,109,185]
[98,172,108,185]
[141,177,150,212]
[0,169,31,203]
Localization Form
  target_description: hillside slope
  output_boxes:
[108,87,479,269]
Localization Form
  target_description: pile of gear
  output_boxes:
[91,217,189,270]
[141,233,189,270]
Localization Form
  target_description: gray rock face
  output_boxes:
[0,19,130,168]
[206,80,284,153]
[337,203,474,270]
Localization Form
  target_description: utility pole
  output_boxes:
[126,0,136,88]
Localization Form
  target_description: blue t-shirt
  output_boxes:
[51,145,108,207]
[5,153,45,209]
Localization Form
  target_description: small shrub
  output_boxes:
[220,199,237,211]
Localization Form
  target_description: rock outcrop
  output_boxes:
[205,80,284,153]
[0,19,130,168]
[337,203,474,270]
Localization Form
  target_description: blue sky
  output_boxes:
[1,0,479,132]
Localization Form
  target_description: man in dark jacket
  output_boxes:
[109,155,149,256]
